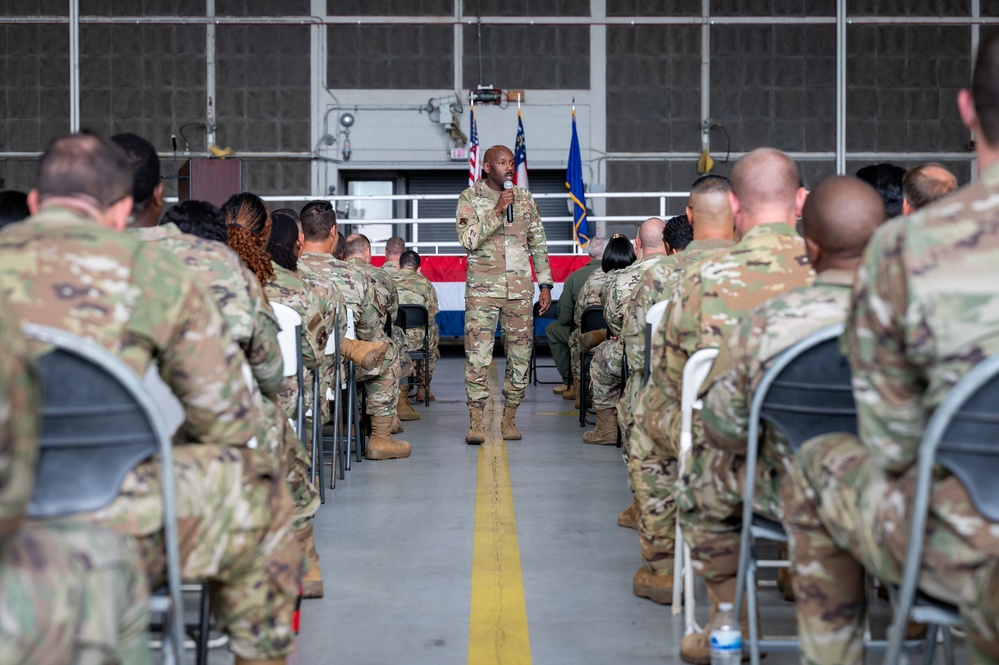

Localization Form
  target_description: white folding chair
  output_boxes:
[672,347,719,633]
[270,302,305,438]
[643,299,671,385]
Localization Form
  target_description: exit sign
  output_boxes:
[450,147,468,161]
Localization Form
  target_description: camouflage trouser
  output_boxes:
[266,398,321,532]
[617,372,642,465]
[92,445,301,660]
[393,326,414,379]
[544,320,572,384]
[627,381,681,572]
[0,521,151,665]
[405,328,439,386]
[356,335,401,417]
[465,297,532,408]
[787,433,999,665]
[569,328,580,385]
[677,434,792,584]
[590,338,624,410]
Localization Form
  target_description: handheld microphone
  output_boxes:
[504,180,514,223]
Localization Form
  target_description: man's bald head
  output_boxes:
[637,217,666,252]
[729,148,803,229]
[902,163,958,213]
[801,175,886,267]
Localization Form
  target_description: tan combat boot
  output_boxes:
[618,498,639,530]
[415,385,436,403]
[296,522,323,598]
[339,338,389,370]
[365,415,411,460]
[501,406,521,440]
[579,328,608,355]
[465,407,486,444]
[562,379,578,401]
[680,579,750,664]
[397,390,421,421]
[391,416,404,434]
[553,383,569,394]
[634,567,674,605]
[583,408,618,445]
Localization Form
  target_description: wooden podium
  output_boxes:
[178,158,241,208]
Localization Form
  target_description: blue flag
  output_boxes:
[566,109,590,247]
[513,109,529,190]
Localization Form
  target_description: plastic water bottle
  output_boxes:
[709,602,743,665]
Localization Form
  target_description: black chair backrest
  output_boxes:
[756,324,857,452]
[383,311,393,336]
[580,306,607,335]
[25,326,160,519]
[396,304,429,329]
[533,299,559,321]
[931,353,999,522]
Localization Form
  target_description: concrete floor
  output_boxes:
[193,349,963,665]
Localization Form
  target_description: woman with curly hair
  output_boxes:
[223,192,275,285]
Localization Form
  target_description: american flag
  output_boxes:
[467,106,480,187]
[513,109,529,191]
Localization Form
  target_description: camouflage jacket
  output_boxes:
[847,160,999,475]
[603,252,670,338]
[346,256,396,321]
[0,207,258,450]
[381,259,400,272]
[622,239,734,374]
[456,179,552,300]
[132,222,284,397]
[574,269,612,328]
[0,291,38,532]
[559,259,601,327]
[299,253,387,343]
[701,269,853,457]
[393,268,440,346]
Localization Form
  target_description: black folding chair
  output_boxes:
[23,324,187,664]
[396,303,431,406]
[530,299,561,385]
[884,353,999,664]
[578,305,607,427]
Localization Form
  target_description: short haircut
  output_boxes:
[36,132,133,208]
[801,175,886,259]
[385,236,405,256]
[399,249,421,270]
[334,232,346,260]
[973,31,999,145]
[110,132,160,207]
[0,190,30,229]
[161,200,227,243]
[902,163,958,211]
[855,162,906,218]
[601,235,636,272]
[730,148,801,214]
[300,199,332,220]
[344,233,371,258]
[637,217,666,250]
[587,236,608,259]
[663,214,693,251]
[689,174,731,195]
[302,207,338,242]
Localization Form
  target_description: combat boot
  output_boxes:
[583,408,618,445]
[466,407,486,444]
[501,406,521,440]
[553,383,569,394]
[397,390,421,421]
[391,416,404,434]
[633,567,674,605]
[365,415,411,460]
[680,579,750,664]
[339,338,389,371]
[618,498,639,529]
[562,379,578,401]
[415,386,436,403]
[579,328,608,355]
[296,522,323,598]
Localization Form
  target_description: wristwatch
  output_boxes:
[539,283,553,290]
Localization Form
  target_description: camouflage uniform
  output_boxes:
[347,256,413,380]
[788,164,999,664]
[393,267,441,387]
[630,224,812,574]
[677,270,852,586]
[0,291,152,665]
[457,180,552,408]
[381,258,400,272]
[134,225,320,533]
[570,268,612,387]
[546,258,601,384]
[0,207,301,661]
[299,252,401,417]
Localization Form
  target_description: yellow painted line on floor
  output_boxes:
[468,362,532,665]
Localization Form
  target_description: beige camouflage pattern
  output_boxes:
[629,224,812,572]
[457,180,550,407]
[570,269,612,385]
[299,252,401,417]
[788,162,999,664]
[346,256,414,379]
[590,338,624,410]
[0,207,301,660]
[547,259,601,383]
[381,258,400,272]
[393,267,441,386]
[677,271,852,586]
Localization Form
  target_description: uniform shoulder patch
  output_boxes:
[458,217,468,226]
